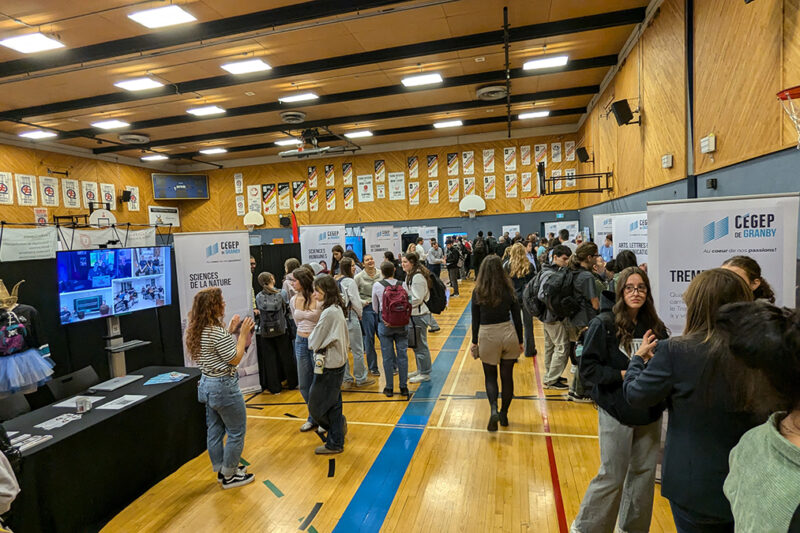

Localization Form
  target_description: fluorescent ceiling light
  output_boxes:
[19,130,57,139]
[344,130,373,138]
[274,138,302,146]
[523,55,569,70]
[141,154,169,161]
[279,92,319,103]
[128,5,196,28]
[221,59,271,75]
[114,77,164,91]
[401,73,443,87]
[0,33,64,54]
[433,120,463,129]
[199,148,227,155]
[91,119,130,129]
[186,105,226,116]
[518,110,550,119]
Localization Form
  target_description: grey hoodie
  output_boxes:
[308,305,349,368]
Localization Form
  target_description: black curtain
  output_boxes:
[249,243,301,295]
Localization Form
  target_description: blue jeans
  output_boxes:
[669,502,734,533]
[309,365,346,450]
[408,313,432,375]
[362,304,380,374]
[343,313,368,383]
[294,335,315,423]
[379,322,408,389]
[197,374,246,477]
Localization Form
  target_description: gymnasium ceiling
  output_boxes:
[0,0,650,167]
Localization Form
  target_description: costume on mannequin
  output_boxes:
[0,280,54,396]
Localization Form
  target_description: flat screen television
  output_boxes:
[56,246,172,325]
[345,236,363,260]
[152,173,209,200]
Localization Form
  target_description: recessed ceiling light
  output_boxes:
[19,130,57,139]
[344,130,373,139]
[186,105,226,116]
[274,138,302,146]
[244,91,256,96]
[221,59,271,75]
[141,154,169,161]
[0,33,64,54]
[199,148,227,155]
[128,5,196,29]
[519,110,550,119]
[433,120,463,129]
[114,77,164,91]
[279,92,319,103]
[401,73,443,87]
[91,119,130,130]
[523,55,569,70]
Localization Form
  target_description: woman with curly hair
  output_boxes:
[186,287,255,489]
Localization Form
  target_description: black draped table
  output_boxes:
[5,366,206,533]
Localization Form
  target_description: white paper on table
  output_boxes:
[53,396,105,408]
[35,413,82,430]
[96,395,147,410]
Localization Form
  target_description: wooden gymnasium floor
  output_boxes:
[104,280,676,533]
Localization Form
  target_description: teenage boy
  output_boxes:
[445,239,461,297]
[599,233,614,262]
[540,245,572,390]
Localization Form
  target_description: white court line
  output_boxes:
[435,340,470,427]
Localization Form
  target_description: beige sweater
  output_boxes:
[308,305,349,369]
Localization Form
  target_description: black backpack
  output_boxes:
[256,291,287,337]
[425,274,447,314]
[486,236,498,254]
[522,270,547,318]
[541,268,581,319]
[578,312,616,390]
[473,237,486,254]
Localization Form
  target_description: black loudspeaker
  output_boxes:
[576,147,590,163]
[610,99,635,126]
[119,190,132,202]
[279,216,291,227]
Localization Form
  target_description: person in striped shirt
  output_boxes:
[186,287,255,489]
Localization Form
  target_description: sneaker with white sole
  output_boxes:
[217,464,247,483]
[221,472,255,489]
[408,374,430,383]
[544,381,569,390]
[299,421,318,432]
[408,370,420,378]
[568,391,593,403]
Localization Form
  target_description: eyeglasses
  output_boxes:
[623,284,648,295]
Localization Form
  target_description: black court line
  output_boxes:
[327,459,335,478]
[298,502,323,531]
[245,392,261,403]
[284,412,300,418]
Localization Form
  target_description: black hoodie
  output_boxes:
[579,290,665,426]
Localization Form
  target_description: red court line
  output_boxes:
[531,358,569,533]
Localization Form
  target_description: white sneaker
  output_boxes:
[409,374,430,383]
[408,370,420,378]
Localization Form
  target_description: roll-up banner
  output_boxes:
[612,212,648,264]
[648,193,799,334]
[173,231,260,392]
[364,225,395,256]
[592,214,614,242]
[299,224,346,265]
[544,220,579,241]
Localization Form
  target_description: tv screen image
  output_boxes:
[152,173,209,200]
[57,246,172,325]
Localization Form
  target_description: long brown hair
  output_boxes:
[313,275,346,317]
[292,267,315,310]
[683,268,753,340]
[474,255,514,307]
[569,242,598,270]
[403,252,432,288]
[340,257,354,278]
[508,242,532,278]
[612,267,668,353]
[722,255,775,303]
[257,272,278,294]
[185,287,225,359]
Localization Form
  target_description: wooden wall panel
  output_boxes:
[693,0,782,173]
[614,43,646,198]
[782,0,800,146]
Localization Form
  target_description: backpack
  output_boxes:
[541,268,582,319]
[379,280,412,327]
[579,312,616,390]
[473,237,486,254]
[486,236,498,254]
[256,291,287,337]
[522,270,547,318]
[426,274,447,314]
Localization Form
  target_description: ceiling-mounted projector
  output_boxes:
[279,146,331,158]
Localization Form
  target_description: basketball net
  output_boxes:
[468,209,476,219]
[778,86,800,148]
[521,197,534,211]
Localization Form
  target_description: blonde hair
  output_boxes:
[508,243,532,278]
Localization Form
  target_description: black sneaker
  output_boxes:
[557,376,568,384]
[370,370,381,377]
[568,391,593,403]
[400,387,410,398]
[221,472,255,489]
[487,413,499,432]
[498,411,509,427]
[217,464,247,483]
[383,387,393,398]
[544,381,569,390]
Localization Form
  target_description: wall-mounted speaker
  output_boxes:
[279,216,291,227]
[119,190,132,202]
[610,99,636,126]
[576,147,591,163]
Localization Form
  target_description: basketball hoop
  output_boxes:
[778,85,800,148]
[468,209,476,219]
[521,197,534,211]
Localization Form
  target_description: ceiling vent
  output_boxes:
[281,111,307,124]
[118,133,150,144]
[476,85,507,101]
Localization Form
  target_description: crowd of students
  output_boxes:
[182,227,800,533]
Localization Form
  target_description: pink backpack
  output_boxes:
[379,281,411,328]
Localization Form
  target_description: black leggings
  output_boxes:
[482,360,515,413]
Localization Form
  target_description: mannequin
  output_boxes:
[0,280,54,397]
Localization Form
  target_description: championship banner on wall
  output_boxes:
[534,144,547,165]
[408,156,418,179]
[521,172,532,193]
[262,184,277,215]
[612,212,649,264]
[521,145,531,166]
[427,180,439,204]
[246,185,261,213]
[374,160,385,183]
[484,175,496,199]
[427,155,438,178]
[462,151,474,175]
[343,187,354,209]
[0,172,12,205]
[552,142,562,163]
[463,176,475,196]
[174,231,260,392]
[565,168,577,188]
[236,195,245,216]
[326,188,336,210]
[307,166,318,189]
[552,169,562,190]
[483,149,495,173]
[365,225,395,256]
[544,220,580,241]
[649,193,799,333]
[357,175,373,202]
[234,173,243,194]
[342,163,353,186]
[81,181,97,209]
[34,208,47,225]
[62,179,80,208]
[447,153,459,176]
[299,224,346,265]
[376,184,385,199]
[125,185,139,211]
[292,180,307,211]
[16,174,37,206]
[39,176,59,207]
[324,164,334,187]
[0,226,58,262]
[504,147,516,171]
[389,172,405,200]
[99,183,115,209]
[504,173,517,198]
[309,189,319,211]
[278,182,291,210]
[448,178,459,203]
[565,141,576,161]
[408,181,419,205]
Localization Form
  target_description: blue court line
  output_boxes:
[332,306,472,533]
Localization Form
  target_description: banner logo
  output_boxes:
[206,243,219,257]
[67,188,77,199]
[703,217,729,244]
[0,183,8,193]
[44,186,55,197]
[21,185,32,196]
